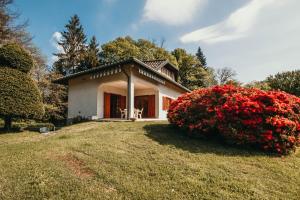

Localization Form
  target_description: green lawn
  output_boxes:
[0,121,299,199]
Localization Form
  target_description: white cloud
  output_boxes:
[50,31,63,63]
[180,0,277,44]
[143,0,207,26]
[51,31,63,52]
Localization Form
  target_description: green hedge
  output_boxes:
[25,123,55,132]
[0,67,44,119]
[0,43,34,73]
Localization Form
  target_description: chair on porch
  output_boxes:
[120,108,127,119]
[135,108,143,119]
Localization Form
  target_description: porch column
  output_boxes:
[127,75,135,119]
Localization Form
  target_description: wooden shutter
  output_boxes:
[148,95,155,118]
[104,93,111,118]
[120,95,126,110]
[162,96,172,111]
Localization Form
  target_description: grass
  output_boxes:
[0,121,299,199]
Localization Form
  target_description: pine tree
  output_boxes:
[196,46,207,67]
[79,36,100,70]
[54,14,87,75]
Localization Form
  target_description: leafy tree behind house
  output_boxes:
[99,36,177,65]
[266,70,300,96]
[196,46,207,67]
[54,14,87,75]
[172,48,216,90]
[0,43,44,130]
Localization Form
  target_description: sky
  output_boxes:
[14,0,300,83]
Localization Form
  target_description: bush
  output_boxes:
[25,123,55,132]
[0,67,44,119]
[266,70,300,96]
[168,85,300,155]
[0,43,44,131]
[0,43,34,73]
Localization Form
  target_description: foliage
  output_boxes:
[168,85,300,155]
[54,14,87,75]
[195,46,207,67]
[0,0,32,46]
[266,70,300,96]
[25,122,55,132]
[41,72,68,125]
[78,36,100,70]
[100,36,177,66]
[0,43,44,130]
[172,48,216,90]
[0,67,44,120]
[245,81,271,91]
[0,43,33,73]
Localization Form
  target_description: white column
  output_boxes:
[127,75,135,119]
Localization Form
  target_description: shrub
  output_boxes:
[266,70,300,96]
[168,85,300,155]
[0,43,34,73]
[0,67,44,119]
[25,123,55,132]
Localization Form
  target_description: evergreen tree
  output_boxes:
[54,14,87,75]
[79,36,100,70]
[196,46,207,67]
[0,43,44,131]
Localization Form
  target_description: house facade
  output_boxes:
[54,57,190,121]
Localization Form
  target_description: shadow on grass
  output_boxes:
[143,123,272,157]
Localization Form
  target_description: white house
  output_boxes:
[54,57,190,121]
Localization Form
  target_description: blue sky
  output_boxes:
[15,0,300,82]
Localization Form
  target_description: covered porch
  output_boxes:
[98,74,159,120]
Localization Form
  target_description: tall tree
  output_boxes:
[196,46,207,67]
[0,0,32,46]
[79,36,100,70]
[172,48,216,90]
[216,67,237,85]
[54,14,87,75]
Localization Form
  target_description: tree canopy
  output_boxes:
[266,70,300,96]
[100,36,177,66]
[54,14,87,75]
[172,48,216,90]
[0,43,44,130]
[196,46,207,67]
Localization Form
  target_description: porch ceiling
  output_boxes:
[102,80,155,90]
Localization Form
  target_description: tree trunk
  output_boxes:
[4,116,12,131]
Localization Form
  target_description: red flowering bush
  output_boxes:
[168,85,300,155]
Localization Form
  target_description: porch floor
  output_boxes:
[97,118,167,122]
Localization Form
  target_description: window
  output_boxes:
[162,96,173,111]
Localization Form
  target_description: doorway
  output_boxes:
[104,93,126,118]
[134,95,155,118]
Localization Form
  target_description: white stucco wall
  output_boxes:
[158,84,182,119]
[68,77,98,119]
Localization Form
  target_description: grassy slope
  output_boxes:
[0,121,299,200]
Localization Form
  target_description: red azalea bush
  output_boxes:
[168,85,300,155]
